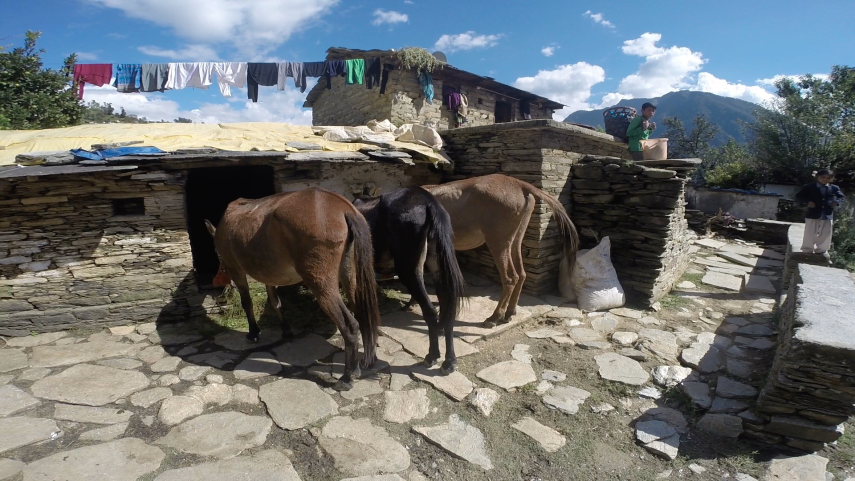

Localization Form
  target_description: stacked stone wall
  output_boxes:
[570,157,692,303]
[0,155,441,335]
[311,68,552,129]
[747,263,855,451]
[440,120,678,298]
[0,169,194,335]
[310,75,392,126]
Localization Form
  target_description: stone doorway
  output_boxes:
[185,165,275,287]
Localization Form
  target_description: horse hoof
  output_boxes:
[245,332,260,343]
[440,360,457,375]
[423,356,439,368]
[332,379,353,391]
[351,366,362,380]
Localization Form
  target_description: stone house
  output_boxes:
[0,126,443,336]
[305,48,563,129]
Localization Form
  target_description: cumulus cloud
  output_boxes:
[596,32,706,107]
[434,31,503,53]
[138,44,220,60]
[514,62,606,120]
[81,82,314,124]
[372,9,408,26]
[584,10,614,29]
[541,45,557,57]
[693,72,776,105]
[756,73,830,86]
[85,0,338,57]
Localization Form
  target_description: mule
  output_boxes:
[205,188,380,390]
[354,186,465,373]
[425,174,579,327]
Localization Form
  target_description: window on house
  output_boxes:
[495,101,512,123]
[112,198,145,216]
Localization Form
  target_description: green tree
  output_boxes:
[663,114,719,159]
[749,66,855,184]
[0,31,83,129]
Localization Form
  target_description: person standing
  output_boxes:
[796,169,845,257]
[626,102,657,161]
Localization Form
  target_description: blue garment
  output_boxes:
[113,64,142,93]
[324,60,346,89]
[418,71,434,104]
[71,146,167,161]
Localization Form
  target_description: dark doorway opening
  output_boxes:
[495,101,512,123]
[185,165,275,287]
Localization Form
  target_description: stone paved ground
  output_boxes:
[1,236,854,481]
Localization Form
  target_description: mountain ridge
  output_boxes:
[564,91,764,146]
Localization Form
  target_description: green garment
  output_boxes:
[345,59,365,85]
[626,116,654,152]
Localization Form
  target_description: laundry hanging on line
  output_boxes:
[73,56,391,102]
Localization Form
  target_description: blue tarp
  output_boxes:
[71,146,167,161]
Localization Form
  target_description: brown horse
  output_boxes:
[204,188,380,390]
[425,174,579,327]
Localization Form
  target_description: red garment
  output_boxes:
[73,64,112,99]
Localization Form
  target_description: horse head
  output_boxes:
[203,219,231,287]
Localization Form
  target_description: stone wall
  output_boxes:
[686,186,781,220]
[570,157,692,304]
[0,154,440,335]
[311,69,552,130]
[309,75,392,127]
[782,224,830,290]
[747,263,855,451]
[441,120,675,299]
[0,169,194,336]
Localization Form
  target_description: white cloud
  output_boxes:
[693,72,776,105]
[756,73,829,86]
[541,45,557,57]
[81,82,314,125]
[514,62,606,120]
[85,0,338,57]
[138,44,219,60]
[583,10,614,29]
[372,9,408,26]
[596,32,706,106]
[75,51,100,61]
[434,31,503,53]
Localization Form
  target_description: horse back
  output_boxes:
[215,188,354,285]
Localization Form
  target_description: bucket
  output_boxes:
[641,138,668,160]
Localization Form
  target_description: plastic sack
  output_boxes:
[559,236,625,311]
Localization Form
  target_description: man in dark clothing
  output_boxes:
[795,168,845,256]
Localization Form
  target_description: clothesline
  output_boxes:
[72,57,397,103]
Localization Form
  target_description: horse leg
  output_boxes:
[397,256,441,368]
[504,197,535,318]
[308,279,361,391]
[234,276,260,342]
[266,285,296,339]
[482,241,518,327]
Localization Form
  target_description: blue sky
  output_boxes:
[2,0,852,124]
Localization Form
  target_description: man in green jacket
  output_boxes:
[626,102,657,161]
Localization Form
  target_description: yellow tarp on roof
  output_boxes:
[0,122,447,166]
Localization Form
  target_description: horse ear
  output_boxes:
[204,219,216,237]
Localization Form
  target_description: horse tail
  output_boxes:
[524,182,580,274]
[344,210,380,367]
[424,189,466,312]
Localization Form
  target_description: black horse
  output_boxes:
[354,186,465,373]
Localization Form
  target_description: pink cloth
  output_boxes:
[73,64,113,99]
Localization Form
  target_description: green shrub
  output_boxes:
[704,160,760,190]
[832,208,855,271]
